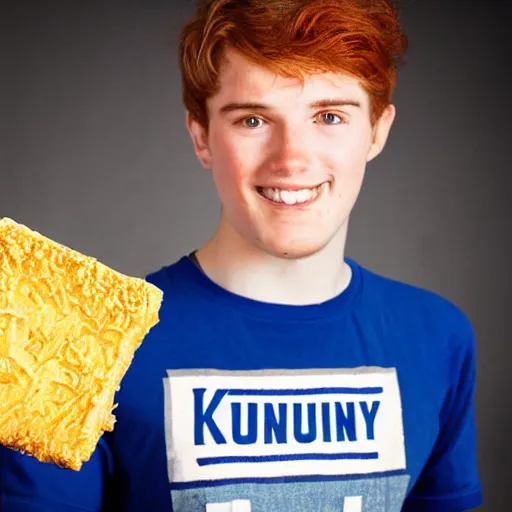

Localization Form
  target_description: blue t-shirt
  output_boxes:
[1,256,482,511]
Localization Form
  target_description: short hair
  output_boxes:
[179,0,408,128]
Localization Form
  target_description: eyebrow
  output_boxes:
[219,98,362,114]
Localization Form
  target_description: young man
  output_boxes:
[0,0,483,511]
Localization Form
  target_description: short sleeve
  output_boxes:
[402,316,483,512]
[0,436,113,511]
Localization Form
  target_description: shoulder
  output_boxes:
[144,257,183,286]
[141,256,208,322]
[354,260,475,351]
[144,256,192,299]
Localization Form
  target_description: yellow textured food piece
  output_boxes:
[0,217,163,471]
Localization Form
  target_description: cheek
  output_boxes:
[212,140,263,196]
[211,133,250,174]
[330,131,372,172]
[209,139,251,205]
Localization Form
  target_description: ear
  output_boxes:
[367,104,396,162]
[186,111,212,169]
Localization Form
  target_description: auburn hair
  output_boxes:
[179,0,408,128]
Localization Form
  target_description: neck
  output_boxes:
[195,216,352,306]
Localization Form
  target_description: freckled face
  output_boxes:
[188,48,394,259]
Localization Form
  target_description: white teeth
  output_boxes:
[259,185,324,205]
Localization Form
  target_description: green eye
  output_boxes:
[244,117,262,128]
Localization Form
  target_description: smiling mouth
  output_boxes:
[256,183,329,206]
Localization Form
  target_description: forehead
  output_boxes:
[209,47,370,110]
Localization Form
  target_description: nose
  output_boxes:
[267,123,311,177]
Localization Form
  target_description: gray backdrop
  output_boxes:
[1,1,510,510]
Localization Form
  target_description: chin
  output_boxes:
[258,237,331,261]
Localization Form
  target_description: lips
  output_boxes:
[257,182,329,205]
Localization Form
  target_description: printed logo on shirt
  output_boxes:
[163,368,410,511]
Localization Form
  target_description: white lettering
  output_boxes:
[343,496,363,512]
[206,500,251,512]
